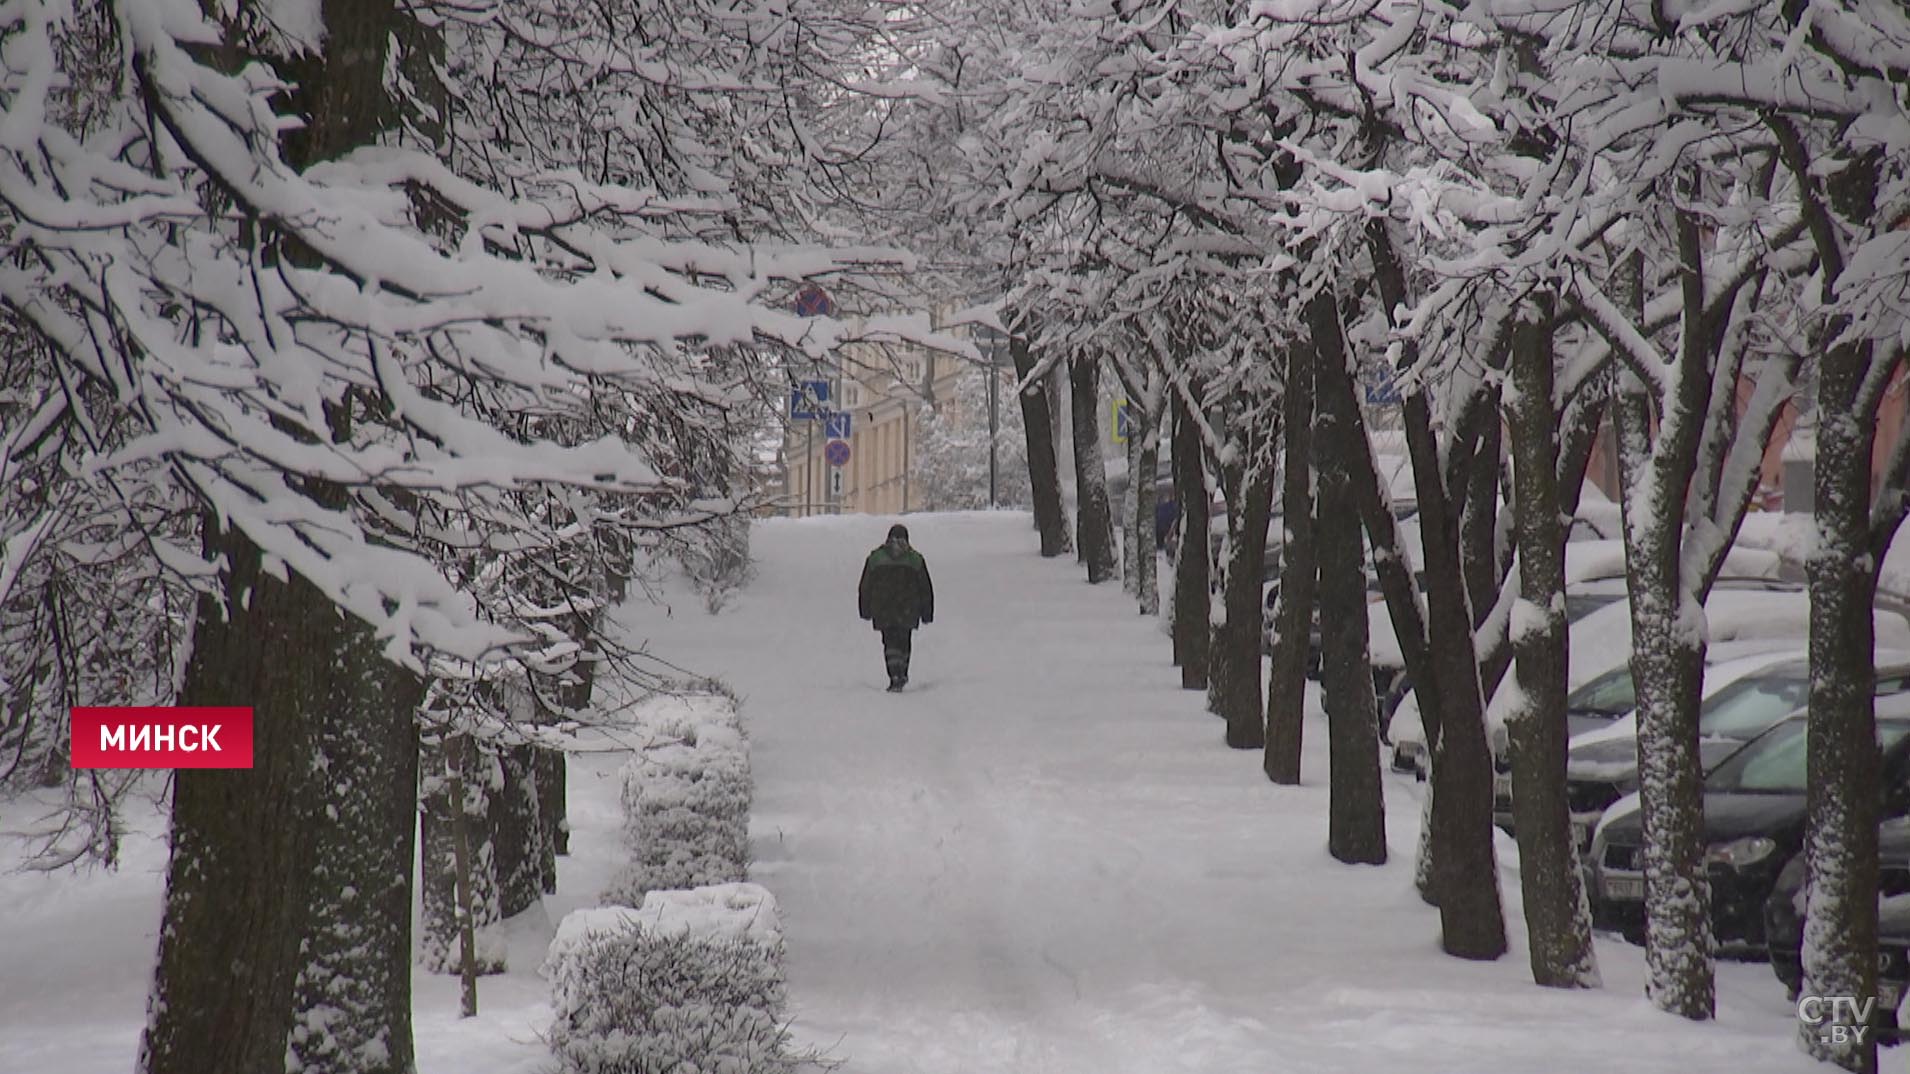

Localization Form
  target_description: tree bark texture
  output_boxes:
[1212,429,1274,751]
[1265,341,1317,785]
[490,741,546,919]
[139,525,335,1074]
[1408,388,1507,961]
[290,623,427,1074]
[1070,355,1118,584]
[1134,384,1162,616]
[1010,330,1069,557]
[1172,391,1211,688]
[419,735,505,976]
[1801,344,1883,1072]
[1313,334,1385,863]
[1505,300,1599,990]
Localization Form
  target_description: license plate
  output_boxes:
[1882,979,1905,1011]
[1604,876,1644,900]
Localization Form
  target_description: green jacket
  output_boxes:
[859,543,934,630]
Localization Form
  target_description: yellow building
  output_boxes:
[783,342,966,517]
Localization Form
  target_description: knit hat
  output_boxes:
[888,524,910,541]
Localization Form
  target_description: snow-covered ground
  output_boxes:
[0,510,1822,1074]
[619,512,1817,1074]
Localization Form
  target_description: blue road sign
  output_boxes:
[822,411,852,439]
[1112,399,1133,444]
[795,284,834,317]
[824,439,851,467]
[1364,368,1402,405]
[790,380,830,419]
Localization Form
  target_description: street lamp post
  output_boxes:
[979,326,1008,509]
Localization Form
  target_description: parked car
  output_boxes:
[1389,584,1910,781]
[1587,697,1910,949]
[1491,642,1816,835]
[1547,653,1910,844]
[1557,540,1788,623]
[1766,816,1910,1047]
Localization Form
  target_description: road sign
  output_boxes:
[822,411,852,439]
[791,380,830,419]
[828,468,845,497]
[1112,399,1133,444]
[824,439,851,467]
[795,284,835,317]
[1364,368,1401,405]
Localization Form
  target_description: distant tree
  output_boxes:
[912,365,1031,511]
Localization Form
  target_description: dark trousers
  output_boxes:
[879,626,914,681]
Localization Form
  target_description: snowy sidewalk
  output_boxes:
[611,512,1819,1074]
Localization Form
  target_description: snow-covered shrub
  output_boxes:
[544,885,791,1074]
[672,513,754,614]
[603,696,752,906]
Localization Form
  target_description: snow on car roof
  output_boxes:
[1563,540,1784,586]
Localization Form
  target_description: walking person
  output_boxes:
[858,523,935,692]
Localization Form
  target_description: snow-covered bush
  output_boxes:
[604,696,752,905]
[673,513,754,614]
[544,885,791,1074]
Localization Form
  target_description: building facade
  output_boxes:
[782,343,966,517]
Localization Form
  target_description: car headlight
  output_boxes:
[1705,836,1778,869]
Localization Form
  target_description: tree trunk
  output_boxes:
[1134,383,1162,616]
[141,7,400,1068]
[138,523,335,1074]
[419,734,505,975]
[1265,342,1317,785]
[1614,368,1716,1019]
[1212,434,1274,750]
[491,740,546,919]
[1314,341,1385,862]
[1612,212,1717,1019]
[1408,395,1508,961]
[1071,355,1118,583]
[1172,390,1211,688]
[290,623,427,1074]
[1800,345,1884,1072]
[1461,419,1507,629]
[446,735,483,1017]
[1505,299,1599,990]
[536,746,568,869]
[1011,331,1069,557]
[1124,421,1142,595]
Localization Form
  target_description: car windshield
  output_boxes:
[1565,593,1623,623]
[1696,675,1810,740]
[1708,720,1910,794]
[1567,667,1636,717]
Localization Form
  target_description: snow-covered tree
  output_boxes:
[0,2,949,1072]
[910,363,1030,511]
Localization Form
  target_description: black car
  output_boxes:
[1765,818,1910,1045]
[1589,700,1910,949]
